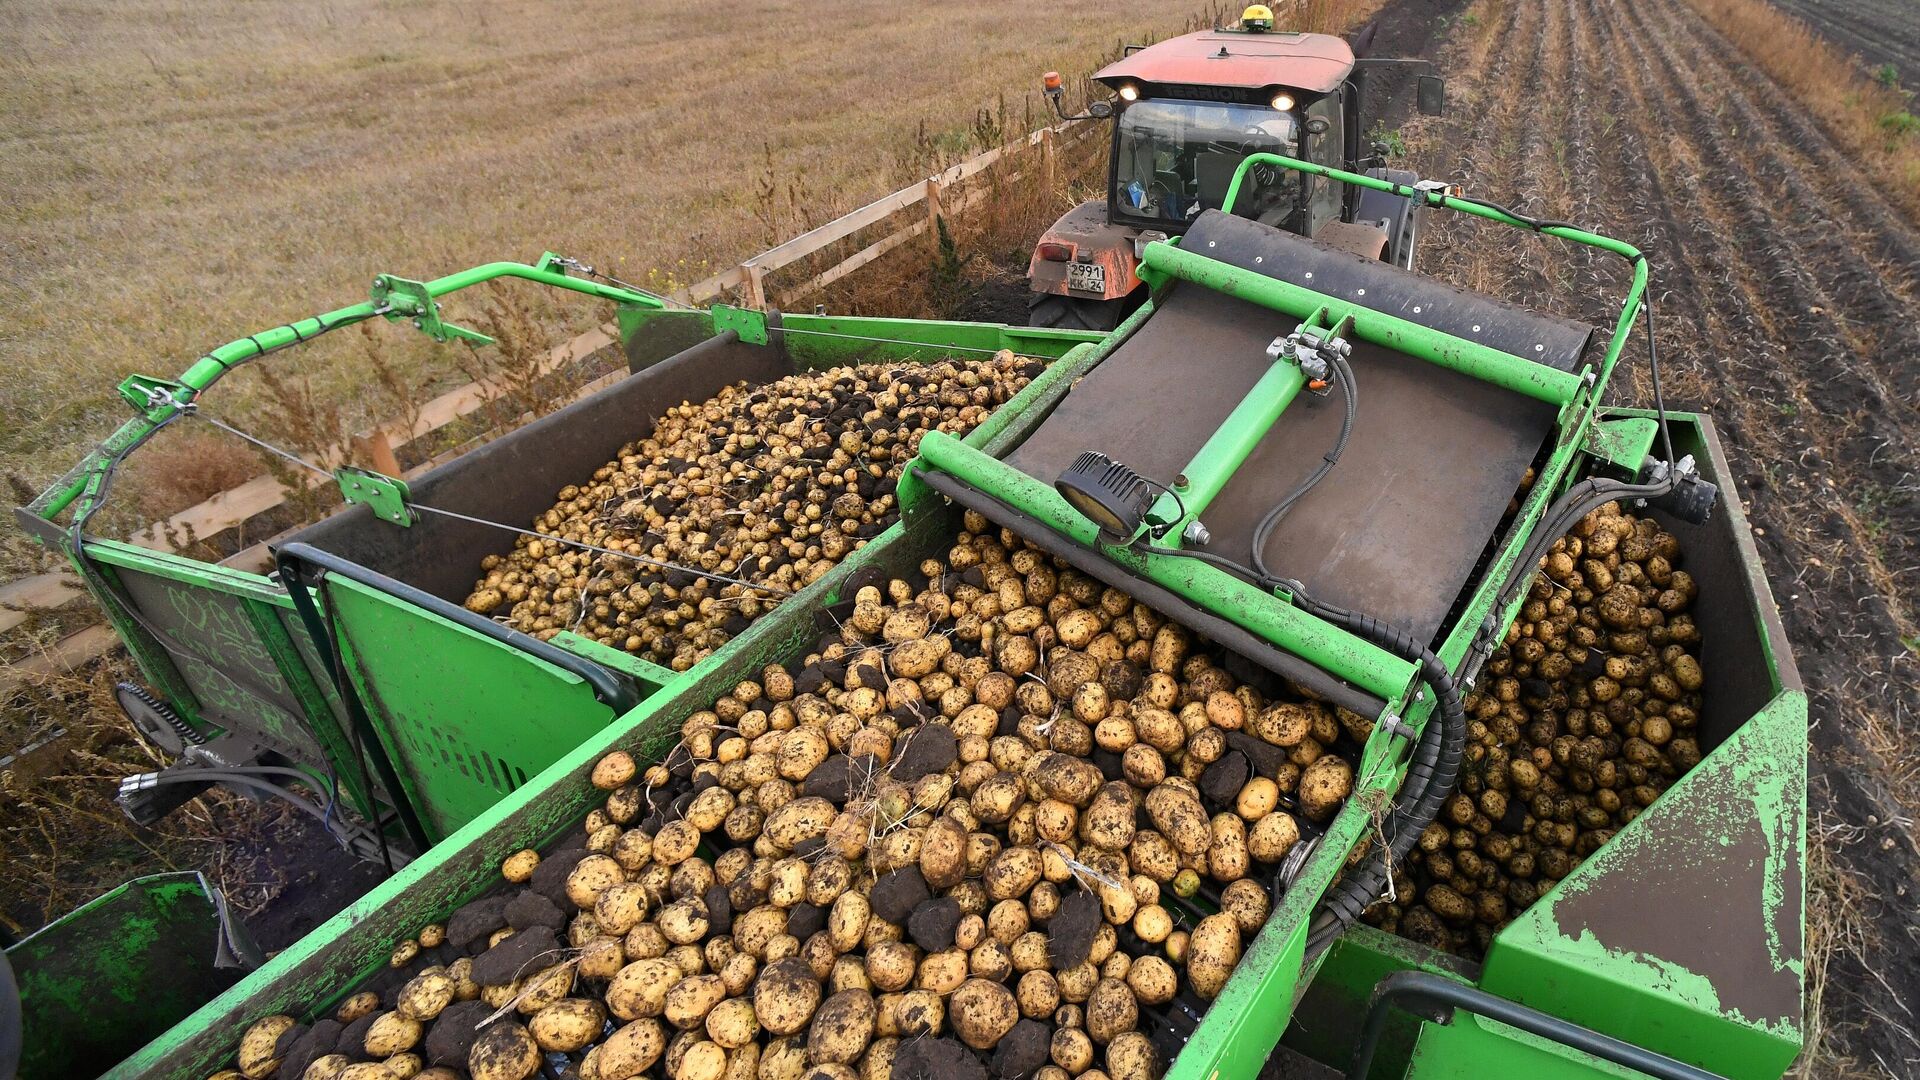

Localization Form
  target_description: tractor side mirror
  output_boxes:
[1417,75,1446,116]
[1089,101,1113,119]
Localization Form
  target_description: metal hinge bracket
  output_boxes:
[336,466,415,527]
[711,304,770,345]
[371,274,494,346]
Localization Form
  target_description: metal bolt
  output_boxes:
[1182,520,1212,546]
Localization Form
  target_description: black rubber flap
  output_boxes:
[1181,209,1597,372]
[1004,284,1556,645]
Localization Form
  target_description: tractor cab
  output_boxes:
[1027,6,1444,330]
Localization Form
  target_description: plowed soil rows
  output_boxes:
[1414,0,1920,1073]
[1772,0,1920,78]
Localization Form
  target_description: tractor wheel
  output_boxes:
[1027,293,1126,332]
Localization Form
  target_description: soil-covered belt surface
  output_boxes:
[1410,0,1920,1074]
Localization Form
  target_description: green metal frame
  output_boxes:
[18,266,1108,847]
[96,413,1803,1080]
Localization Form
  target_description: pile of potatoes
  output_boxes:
[224,515,1371,1080]
[462,354,1042,671]
[1364,503,1708,957]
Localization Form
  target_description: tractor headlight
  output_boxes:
[1272,92,1295,111]
[1118,83,1139,102]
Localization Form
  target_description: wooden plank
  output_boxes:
[0,572,84,634]
[0,624,122,691]
[785,163,1027,301]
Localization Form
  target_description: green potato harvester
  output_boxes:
[10,155,1803,1080]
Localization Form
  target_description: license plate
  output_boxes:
[1065,262,1106,295]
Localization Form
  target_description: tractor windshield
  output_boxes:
[1113,99,1300,228]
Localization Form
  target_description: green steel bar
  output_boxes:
[908,431,1418,701]
[1147,352,1307,542]
[1218,152,1649,394]
[35,262,663,522]
[1141,241,1585,406]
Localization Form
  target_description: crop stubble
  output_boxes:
[1415,0,1920,1073]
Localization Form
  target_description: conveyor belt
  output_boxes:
[1004,283,1559,645]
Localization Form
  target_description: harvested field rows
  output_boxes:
[1416,0,1920,1073]
[1771,0,1920,79]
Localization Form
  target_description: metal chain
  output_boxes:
[177,405,794,597]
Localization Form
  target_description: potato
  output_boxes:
[764,796,837,850]
[754,957,823,1036]
[984,846,1043,901]
[675,1041,727,1080]
[808,989,877,1064]
[1129,830,1180,883]
[1052,1026,1096,1073]
[1016,969,1062,1018]
[364,1012,423,1056]
[758,1037,809,1080]
[1144,786,1209,857]
[706,998,760,1049]
[1124,955,1177,1005]
[1221,879,1271,935]
[608,958,680,1020]
[1085,978,1138,1044]
[396,970,455,1021]
[237,1014,296,1078]
[566,854,626,910]
[589,750,640,790]
[1185,914,1242,999]
[916,949,970,995]
[950,978,1020,1049]
[659,897,712,945]
[498,847,540,884]
[598,1018,668,1080]
[516,963,576,1014]
[531,998,608,1052]
[1298,756,1354,821]
[468,1022,540,1080]
[1204,812,1249,882]
[1247,811,1301,863]
[1105,1031,1157,1080]
[1081,783,1137,851]
[664,974,728,1029]
[336,1065,395,1080]
[654,821,702,866]
[336,991,380,1024]
[302,1056,350,1080]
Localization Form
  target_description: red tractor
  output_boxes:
[1027,5,1446,330]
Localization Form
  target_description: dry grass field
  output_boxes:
[0,0,1224,555]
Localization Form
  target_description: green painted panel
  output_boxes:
[1480,691,1807,1080]
[322,575,618,840]
[1284,926,1480,1079]
[1408,1012,1640,1079]
[9,873,248,1079]
[106,565,328,762]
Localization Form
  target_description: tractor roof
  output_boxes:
[1094,30,1354,94]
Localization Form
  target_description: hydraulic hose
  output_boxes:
[1287,587,1466,956]
[1251,350,1357,582]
